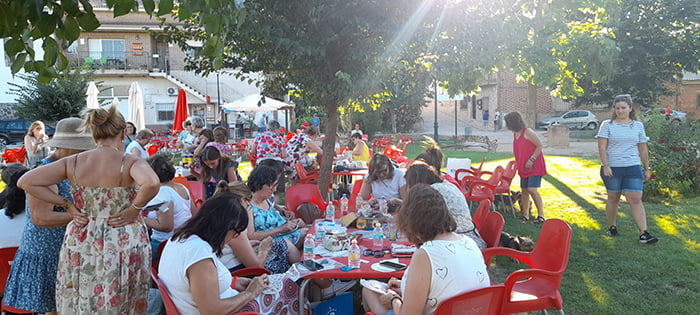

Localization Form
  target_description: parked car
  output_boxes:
[642,108,687,123]
[0,119,56,146]
[536,110,599,130]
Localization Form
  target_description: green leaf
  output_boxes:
[142,0,155,15]
[43,37,59,66]
[62,0,80,15]
[62,16,81,42]
[4,38,24,56]
[36,12,57,37]
[77,12,101,31]
[178,3,192,20]
[24,61,36,72]
[157,0,174,16]
[113,0,134,17]
[57,53,69,71]
[11,53,27,74]
[213,56,223,69]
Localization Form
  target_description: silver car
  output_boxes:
[536,110,599,130]
[642,108,687,123]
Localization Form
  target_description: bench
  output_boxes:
[452,135,498,153]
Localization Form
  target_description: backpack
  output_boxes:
[297,202,322,224]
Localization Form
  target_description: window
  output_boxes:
[157,103,175,121]
[88,39,125,61]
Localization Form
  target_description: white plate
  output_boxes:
[370,259,402,273]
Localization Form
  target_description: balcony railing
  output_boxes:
[65,50,169,74]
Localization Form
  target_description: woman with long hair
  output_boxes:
[17,106,160,314]
[596,94,658,244]
[359,153,406,205]
[190,146,239,198]
[362,184,490,315]
[24,120,50,168]
[5,117,96,315]
[504,112,547,223]
[124,121,137,149]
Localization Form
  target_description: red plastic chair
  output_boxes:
[454,156,487,182]
[295,162,319,184]
[475,211,504,249]
[230,267,271,278]
[434,285,506,315]
[1,247,33,314]
[493,160,518,216]
[187,181,205,216]
[172,176,202,214]
[463,166,504,206]
[348,178,364,209]
[148,144,159,156]
[285,184,330,218]
[471,200,492,231]
[482,219,572,314]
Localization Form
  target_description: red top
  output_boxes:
[512,128,546,178]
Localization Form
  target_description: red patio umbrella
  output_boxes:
[172,89,189,132]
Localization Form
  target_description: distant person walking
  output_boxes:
[596,94,658,244]
[482,110,489,128]
[493,109,501,131]
[504,112,547,223]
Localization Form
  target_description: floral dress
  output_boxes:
[251,200,301,245]
[284,133,312,179]
[55,154,151,314]
[3,158,69,313]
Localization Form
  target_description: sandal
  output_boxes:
[533,216,546,224]
[519,216,530,223]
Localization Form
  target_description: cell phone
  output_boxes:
[303,259,324,271]
[144,201,167,212]
[379,261,407,271]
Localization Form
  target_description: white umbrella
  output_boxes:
[86,81,99,109]
[128,82,145,130]
[221,94,295,112]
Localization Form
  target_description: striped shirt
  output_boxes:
[596,120,648,167]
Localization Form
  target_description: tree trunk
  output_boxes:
[318,102,340,202]
[527,78,538,129]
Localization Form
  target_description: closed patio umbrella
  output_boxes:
[128,82,145,130]
[86,81,99,109]
[172,88,190,132]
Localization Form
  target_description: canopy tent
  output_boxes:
[172,88,190,132]
[86,81,100,109]
[221,94,295,112]
[128,82,145,130]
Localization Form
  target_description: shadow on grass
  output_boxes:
[543,173,601,220]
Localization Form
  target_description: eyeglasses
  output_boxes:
[363,248,388,258]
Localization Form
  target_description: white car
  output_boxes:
[537,110,599,130]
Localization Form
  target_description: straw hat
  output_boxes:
[45,117,96,151]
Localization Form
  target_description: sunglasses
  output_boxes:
[363,248,389,258]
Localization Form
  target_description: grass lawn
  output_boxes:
[399,145,700,314]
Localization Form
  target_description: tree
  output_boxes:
[576,0,700,107]
[162,0,458,194]
[7,71,93,122]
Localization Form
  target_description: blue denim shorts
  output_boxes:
[520,176,542,188]
[601,165,644,193]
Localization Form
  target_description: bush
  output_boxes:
[643,116,700,200]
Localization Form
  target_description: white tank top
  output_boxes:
[403,236,491,314]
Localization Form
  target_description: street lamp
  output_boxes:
[433,80,439,143]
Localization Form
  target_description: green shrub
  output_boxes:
[643,116,700,200]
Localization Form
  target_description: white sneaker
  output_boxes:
[320,279,357,299]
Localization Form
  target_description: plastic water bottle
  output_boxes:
[314,222,326,246]
[348,239,361,269]
[303,234,315,261]
[378,196,388,214]
[340,194,349,216]
[325,204,335,221]
[373,222,384,249]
